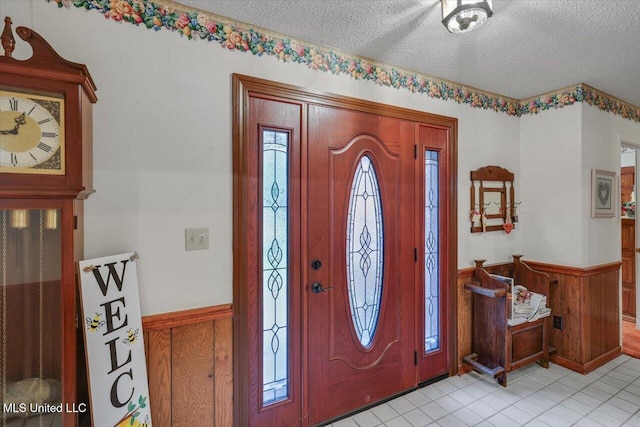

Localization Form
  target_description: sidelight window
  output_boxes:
[262,129,289,405]
[424,150,440,353]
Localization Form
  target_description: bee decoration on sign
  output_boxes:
[122,328,139,346]
[86,313,106,332]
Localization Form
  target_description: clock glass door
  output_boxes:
[1,207,63,426]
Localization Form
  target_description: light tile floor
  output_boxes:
[326,355,640,427]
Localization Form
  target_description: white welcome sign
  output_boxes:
[78,252,152,427]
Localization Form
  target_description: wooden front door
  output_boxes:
[233,74,457,427]
[307,105,416,424]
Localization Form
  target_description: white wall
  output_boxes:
[519,103,640,268]
[582,104,640,266]
[458,108,522,265]
[581,104,619,266]
[15,1,640,314]
[520,105,583,266]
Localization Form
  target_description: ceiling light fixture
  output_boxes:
[441,0,493,33]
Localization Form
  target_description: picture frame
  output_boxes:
[591,169,616,218]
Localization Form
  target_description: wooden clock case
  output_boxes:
[0,16,96,427]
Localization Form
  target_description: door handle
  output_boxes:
[311,281,333,293]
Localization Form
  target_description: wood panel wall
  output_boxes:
[526,261,621,373]
[142,304,233,427]
[458,259,621,375]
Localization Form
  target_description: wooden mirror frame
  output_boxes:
[470,165,515,232]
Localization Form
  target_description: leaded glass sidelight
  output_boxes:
[424,150,440,353]
[262,129,289,405]
[346,155,384,348]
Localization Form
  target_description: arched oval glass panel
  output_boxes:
[346,155,384,348]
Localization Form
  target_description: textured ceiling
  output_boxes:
[174,0,640,106]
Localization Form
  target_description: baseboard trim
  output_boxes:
[550,355,586,373]
[550,346,622,374]
[458,363,473,375]
[583,347,622,373]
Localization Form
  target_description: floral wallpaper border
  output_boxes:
[49,0,640,123]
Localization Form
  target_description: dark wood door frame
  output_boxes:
[416,123,456,383]
[232,73,458,426]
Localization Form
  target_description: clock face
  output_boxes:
[0,90,65,175]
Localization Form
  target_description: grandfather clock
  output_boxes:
[0,17,96,426]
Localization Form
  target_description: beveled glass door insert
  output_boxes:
[346,155,384,348]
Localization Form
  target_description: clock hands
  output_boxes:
[14,112,26,128]
[0,125,18,135]
[12,112,27,133]
[0,112,27,135]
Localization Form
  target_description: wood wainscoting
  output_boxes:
[141,304,233,427]
[458,260,621,375]
[525,261,621,374]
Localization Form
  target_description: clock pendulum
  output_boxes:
[37,210,45,406]
[1,210,6,427]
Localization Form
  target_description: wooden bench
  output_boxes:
[462,255,551,386]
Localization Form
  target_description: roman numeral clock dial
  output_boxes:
[0,90,64,174]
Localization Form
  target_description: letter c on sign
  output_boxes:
[110,369,135,408]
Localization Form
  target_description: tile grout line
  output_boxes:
[337,356,640,427]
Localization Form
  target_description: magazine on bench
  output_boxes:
[509,284,551,325]
[489,274,551,326]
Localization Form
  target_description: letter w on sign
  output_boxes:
[92,260,129,296]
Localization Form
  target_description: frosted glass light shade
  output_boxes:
[441,0,493,33]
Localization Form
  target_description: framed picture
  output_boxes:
[591,169,616,218]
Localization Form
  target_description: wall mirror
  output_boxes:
[470,166,516,232]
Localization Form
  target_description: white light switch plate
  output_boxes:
[185,227,209,251]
